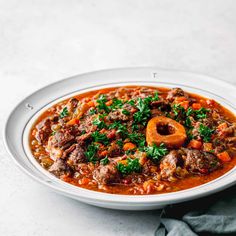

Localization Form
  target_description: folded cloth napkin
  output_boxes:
[155,185,236,236]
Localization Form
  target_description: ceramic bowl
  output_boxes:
[4,67,236,210]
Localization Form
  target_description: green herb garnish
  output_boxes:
[128,132,146,148]
[109,98,123,110]
[85,143,99,163]
[122,109,130,116]
[91,131,109,145]
[116,139,123,148]
[108,121,127,136]
[89,108,96,115]
[116,158,141,175]
[59,107,69,118]
[195,108,209,119]
[133,97,151,126]
[145,143,168,161]
[92,116,107,129]
[198,124,214,142]
[100,156,109,165]
[96,94,109,113]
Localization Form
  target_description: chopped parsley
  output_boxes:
[51,131,56,136]
[195,108,210,119]
[92,116,107,129]
[109,98,123,110]
[185,117,192,128]
[91,131,109,145]
[116,139,123,148]
[85,143,99,163]
[127,99,135,106]
[198,124,214,142]
[133,97,151,126]
[172,104,186,119]
[108,121,127,136]
[128,132,146,148]
[145,143,168,162]
[96,94,109,113]
[122,109,130,116]
[116,158,141,175]
[100,156,109,165]
[59,107,69,118]
[89,108,96,115]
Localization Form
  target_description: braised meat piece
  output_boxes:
[93,162,120,185]
[108,109,129,121]
[160,148,221,179]
[50,129,75,149]
[160,150,186,180]
[67,144,86,165]
[35,118,53,145]
[65,98,79,113]
[49,159,71,177]
[166,88,189,102]
[183,148,222,174]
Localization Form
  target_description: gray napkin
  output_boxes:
[155,185,236,236]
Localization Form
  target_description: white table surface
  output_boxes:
[1,0,236,235]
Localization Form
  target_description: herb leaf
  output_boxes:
[100,156,109,165]
[96,94,109,113]
[116,158,141,175]
[91,131,109,145]
[145,143,168,161]
[195,108,209,119]
[59,107,69,118]
[93,116,107,129]
[85,143,99,163]
[128,132,146,148]
[133,97,151,126]
[198,124,214,142]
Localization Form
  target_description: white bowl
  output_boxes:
[3,67,236,210]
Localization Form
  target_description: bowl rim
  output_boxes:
[3,67,236,206]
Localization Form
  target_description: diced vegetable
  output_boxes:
[192,103,202,110]
[188,140,202,150]
[217,151,231,162]
[217,122,228,131]
[67,118,79,125]
[123,142,136,151]
[87,101,95,107]
[203,142,213,152]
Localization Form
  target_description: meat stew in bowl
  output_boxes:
[30,86,236,195]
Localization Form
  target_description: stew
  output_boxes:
[30,86,236,195]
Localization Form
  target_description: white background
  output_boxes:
[1,0,236,235]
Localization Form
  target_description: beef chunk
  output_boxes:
[107,142,123,157]
[160,148,222,180]
[183,148,221,174]
[67,144,86,165]
[51,129,75,149]
[35,118,52,145]
[93,162,120,185]
[160,150,185,180]
[108,109,129,121]
[65,98,79,113]
[49,159,71,177]
[166,88,189,102]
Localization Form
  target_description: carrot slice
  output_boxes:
[67,118,79,125]
[179,101,189,110]
[87,101,95,107]
[105,100,113,106]
[192,103,202,110]
[217,122,228,131]
[217,151,231,162]
[123,142,136,151]
[187,140,202,150]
